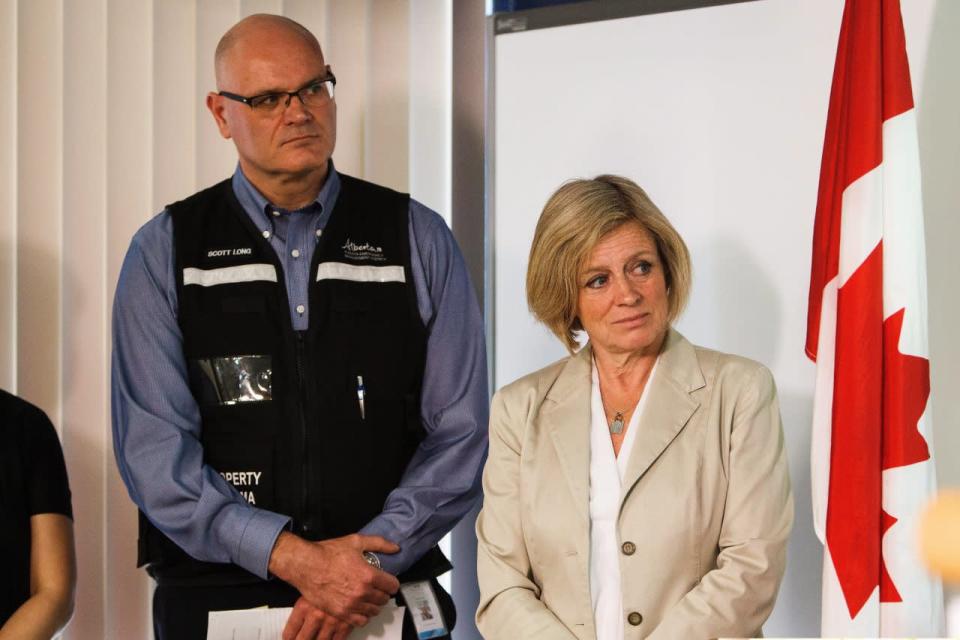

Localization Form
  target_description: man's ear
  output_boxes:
[206,93,233,140]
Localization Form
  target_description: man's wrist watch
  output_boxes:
[362,551,381,570]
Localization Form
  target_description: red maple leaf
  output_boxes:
[882,307,931,471]
[879,510,901,602]
[826,244,931,617]
[877,307,931,605]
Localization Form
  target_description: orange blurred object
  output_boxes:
[919,489,960,583]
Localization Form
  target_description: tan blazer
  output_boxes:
[476,330,793,639]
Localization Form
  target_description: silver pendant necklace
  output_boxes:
[610,411,625,435]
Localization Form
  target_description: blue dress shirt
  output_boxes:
[111,165,489,579]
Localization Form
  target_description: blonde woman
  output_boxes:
[476,175,793,639]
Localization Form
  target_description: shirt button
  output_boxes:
[291,249,301,258]
[296,304,305,314]
[622,541,636,556]
[262,230,271,239]
[627,612,643,626]
[315,229,323,238]
[271,209,280,217]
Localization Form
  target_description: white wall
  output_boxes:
[0,1,452,637]
[492,0,958,636]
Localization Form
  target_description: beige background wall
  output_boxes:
[0,1,453,637]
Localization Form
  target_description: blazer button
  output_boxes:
[621,541,636,555]
[627,611,643,626]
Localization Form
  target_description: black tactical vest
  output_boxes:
[137,174,451,585]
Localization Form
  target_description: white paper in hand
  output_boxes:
[206,602,406,640]
[346,602,405,639]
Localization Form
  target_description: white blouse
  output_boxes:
[588,357,659,640]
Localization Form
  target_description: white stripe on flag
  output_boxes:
[183,264,278,287]
[810,274,837,544]
[838,166,883,287]
[316,262,406,283]
[881,110,929,349]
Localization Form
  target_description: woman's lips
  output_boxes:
[614,312,649,326]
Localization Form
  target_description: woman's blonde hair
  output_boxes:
[526,175,692,352]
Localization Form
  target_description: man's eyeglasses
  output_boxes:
[219,72,336,113]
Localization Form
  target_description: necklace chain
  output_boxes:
[599,362,654,436]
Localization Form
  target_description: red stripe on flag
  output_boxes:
[805,0,915,360]
[827,242,883,618]
[880,0,914,122]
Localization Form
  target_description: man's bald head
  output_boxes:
[214,14,324,88]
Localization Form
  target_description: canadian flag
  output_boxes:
[805,0,944,635]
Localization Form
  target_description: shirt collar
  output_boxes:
[230,161,341,230]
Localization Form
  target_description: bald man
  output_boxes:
[111,14,487,640]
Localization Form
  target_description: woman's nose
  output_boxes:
[614,276,641,305]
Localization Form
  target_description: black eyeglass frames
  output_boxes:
[218,72,336,113]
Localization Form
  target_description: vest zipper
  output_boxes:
[295,330,310,534]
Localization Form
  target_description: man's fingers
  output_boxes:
[318,616,353,640]
[347,600,381,619]
[315,616,334,640]
[365,587,393,606]
[357,534,400,554]
[344,612,369,627]
[283,600,308,640]
[295,610,323,640]
[370,569,400,595]
[332,622,353,640]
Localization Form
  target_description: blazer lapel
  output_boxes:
[620,329,705,508]
[543,345,593,525]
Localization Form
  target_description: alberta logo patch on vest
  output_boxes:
[341,238,387,262]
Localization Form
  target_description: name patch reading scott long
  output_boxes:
[220,470,262,504]
[207,247,253,257]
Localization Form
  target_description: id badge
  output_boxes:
[399,581,448,639]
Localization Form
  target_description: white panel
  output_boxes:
[283,0,327,45]
[494,2,837,637]
[326,0,367,177]
[241,0,282,15]
[17,0,62,419]
[0,0,15,390]
[62,1,109,636]
[492,1,953,637]
[196,0,241,190]
[365,0,409,191]
[154,0,197,210]
[409,0,451,222]
[106,0,154,636]
[913,0,960,491]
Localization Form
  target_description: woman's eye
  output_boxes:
[632,260,652,275]
[585,275,607,289]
